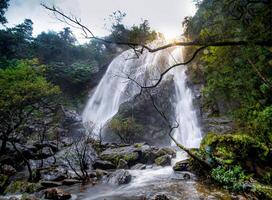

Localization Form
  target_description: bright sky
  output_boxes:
[4,0,196,43]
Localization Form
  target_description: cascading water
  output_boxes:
[82,44,202,151]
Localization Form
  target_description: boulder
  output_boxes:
[153,194,170,200]
[100,146,140,166]
[107,169,132,185]
[41,181,62,188]
[40,167,67,182]
[155,155,171,166]
[44,188,71,200]
[92,160,115,170]
[117,159,128,169]
[155,147,176,158]
[131,163,146,170]
[139,145,158,164]
[173,159,189,171]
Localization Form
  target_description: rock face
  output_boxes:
[107,169,132,185]
[44,188,71,200]
[103,78,176,146]
[187,75,236,135]
[61,108,85,138]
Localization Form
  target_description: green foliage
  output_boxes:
[0,19,34,60]
[105,11,157,44]
[109,117,144,143]
[200,133,270,166]
[0,59,60,109]
[47,60,98,87]
[252,106,272,145]
[211,165,250,191]
[0,59,60,152]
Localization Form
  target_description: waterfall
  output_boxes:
[82,45,202,151]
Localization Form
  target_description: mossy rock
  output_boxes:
[155,147,176,158]
[200,133,270,167]
[155,155,171,166]
[252,183,272,200]
[4,181,41,195]
[100,146,140,166]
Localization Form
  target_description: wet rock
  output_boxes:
[152,194,170,200]
[107,169,132,185]
[1,164,16,176]
[155,155,171,166]
[183,173,191,180]
[100,146,140,166]
[171,171,195,180]
[62,179,81,186]
[92,160,115,170]
[117,159,128,169]
[20,194,38,200]
[40,167,67,182]
[155,147,176,158]
[41,181,62,188]
[44,188,71,200]
[95,169,108,179]
[139,145,158,164]
[173,159,189,171]
[131,163,146,170]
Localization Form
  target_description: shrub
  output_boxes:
[211,165,250,191]
[109,117,143,144]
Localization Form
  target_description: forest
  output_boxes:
[0,0,271,199]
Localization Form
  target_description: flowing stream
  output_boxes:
[78,45,230,199]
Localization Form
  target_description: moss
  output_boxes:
[134,143,144,148]
[4,181,40,195]
[155,147,176,158]
[123,152,138,163]
[200,132,270,167]
[252,183,272,199]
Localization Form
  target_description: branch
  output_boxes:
[42,3,272,54]
[247,58,272,91]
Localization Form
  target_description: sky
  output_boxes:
[4,0,196,43]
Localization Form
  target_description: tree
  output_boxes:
[0,0,9,24]
[0,19,34,60]
[0,59,60,155]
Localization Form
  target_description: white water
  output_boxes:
[82,46,201,147]
[82,49,167,134]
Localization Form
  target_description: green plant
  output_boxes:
[211,165,250,191]
[109,117,143,144]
